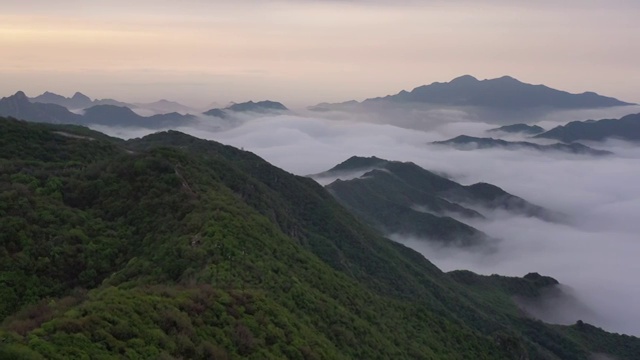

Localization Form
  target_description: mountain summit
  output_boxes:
[363,75,633,109]
[536,113,640,142]
[30,91,130,109]
[433,135,613,156]
[312,75,633,111]
[0,92,194,128]
[203,100,288,118]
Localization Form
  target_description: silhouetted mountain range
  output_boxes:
[433,135,612,156]
[83,105,195,128]
[536,113,640,142]
[0,92,194,128]
[30,91,197,114]
[0,91,82,124]
[313,156,558,246]
[488,123,545,135]
[30,91,130,109]
[312,75,633,111]
[203,100,288,118]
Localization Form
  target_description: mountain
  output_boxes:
[132,99,194,114]
[488,123,546,135]
[0,92,195,128]
[203,100,288,118]
[83,105,196,128]
[0,91,82,124]
[227,100,288,112]
[2,117,639,359]
[314,156,558,246]
[313,75,633,111]
[31,91,83,107]
[536,113,640,142]
[202,108,229,118]
[433,135,612,156]
[30,91,130,109]
[366,75,633,108]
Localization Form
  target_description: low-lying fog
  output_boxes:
[93,107,640,336]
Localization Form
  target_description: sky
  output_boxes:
[3,0,640,341]
[1,0,639,107]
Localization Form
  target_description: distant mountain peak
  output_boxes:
[536,113,640,142]
[487,123,545,135]
[203,100,288,118]
[319,156,559,245]
[72,92,91,101]
[319,75,633,111]
[84,104,138,116]
[13,91,28,100]
[27,91,131,109]
[0,95,194,128]
[7,91,32,106]
[450,75,478,84]
[226,100,288,112]
[328,155,388,172]
[495,75,520,82]
[432,135,612,156]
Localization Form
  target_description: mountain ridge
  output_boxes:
[1,117,638,359]
[0,92,195,128]
[203,100,288,118]
[536,113,640,142]
[30,90,130,109]
[488,123,546,135]
[433,135,613,156]
[311,75,633,111]
[315,156,560,246]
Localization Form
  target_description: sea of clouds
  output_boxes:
[93,105,640,336]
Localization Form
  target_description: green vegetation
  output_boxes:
[1,117,638,359]
[321,156,556,246]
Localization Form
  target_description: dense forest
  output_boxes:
[1,117,638,359]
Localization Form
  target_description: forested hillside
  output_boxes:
[1,117,638,359]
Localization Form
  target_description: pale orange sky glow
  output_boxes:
[1,0,638,107]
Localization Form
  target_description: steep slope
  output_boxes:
[433,135,612,156]
[536,113,640,142]
[203,100,288,118]
[226,100,288,112]
[1,118,638,359]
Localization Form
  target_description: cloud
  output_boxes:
[93,108,640,336]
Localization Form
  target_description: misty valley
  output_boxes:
[1,74,640,360]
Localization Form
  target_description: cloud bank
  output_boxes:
[94,109,640,336]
